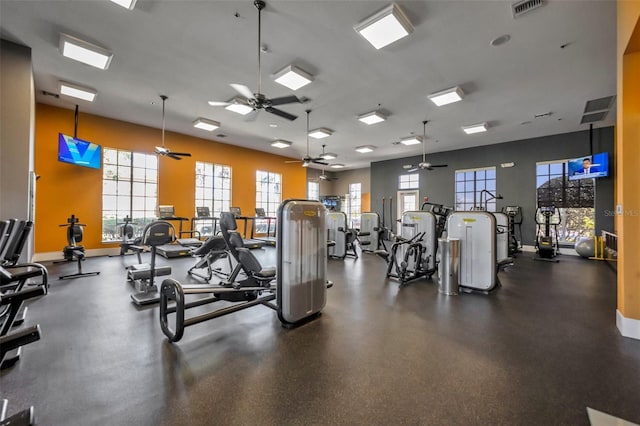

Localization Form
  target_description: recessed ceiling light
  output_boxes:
[321,152,338,160]
[192,118,220,132]
[273,64,314,91]
[59,33,113,70]
[354,3,414,50]
[330,163,345,169]
[462,122,488,134]
[358,110,387,125]
[355,145,376,153]
[224,97,253,115]
[490,34,511,47]
[271,140,292,148]
[400,136,422,146]
[109,0,137,10]
[269,123,278,128]
[428,86,464,106]
[308,128,333,139]
[58,81,97,102]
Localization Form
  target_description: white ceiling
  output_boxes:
[0,0,616,170]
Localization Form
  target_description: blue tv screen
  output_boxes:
[58,133,101,169]
[568,152,609,181]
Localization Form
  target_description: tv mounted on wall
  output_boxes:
[567,152,609,181]
[58,133,102,169]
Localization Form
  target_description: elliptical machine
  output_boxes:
[57,214,100,280]
[502,206,523,256]
[534,206,561,262]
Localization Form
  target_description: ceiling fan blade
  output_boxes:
[208,100,231,107]
[167,153,183,160]
[430,164,448,168]
[312,159,329,166]
[269,95,300,106]
[170,152,191,157]
[155,146,168,155]
[244,109,259,122]
[407,167,418,173]
[265,107,297,121]
[230,83,254,100]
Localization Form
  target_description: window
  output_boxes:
[195,162,231,217]
[455,167,497,211]
[348,182,362,228]
[536,160,595,243]
[399,173,419,190]
[308,181,320,201]
[102,148,158,242]
[256,170,281,217]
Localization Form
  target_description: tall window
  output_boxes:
[348,182,362,228]
[308,181,320,201]
[536,160,595,243]
[195,162,231,217]
[102,148,158,242]
[399,173,419,190]
[455,167,497,211]
[256,170,281,217]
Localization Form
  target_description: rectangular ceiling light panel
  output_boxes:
[273,65,314,91]
[428,86,464,106]
[354,3,414,50]
[59,81,97,102]
[462,122,488,134]
[400,136,422,146]
[59,33,113,70]
[355,145,376,153]
[309,128,333,139]
[330,163,345,169]
[193,118,220,131]
[358,111,386,125]
[271,140,292,148]
[109,0,137,9]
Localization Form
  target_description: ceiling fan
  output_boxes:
[286,109,329,167]
[154,95,192,160]
[207,0,301,121]
[406,120,448,172]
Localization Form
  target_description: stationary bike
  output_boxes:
[534,206,560,262]
[57,214,100,279]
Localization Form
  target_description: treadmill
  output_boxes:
[253,207,277,247]
[155,205,202,258]
[229,207,266,249]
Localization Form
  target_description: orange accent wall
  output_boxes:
[34,103,306,253]
[361,193,371,213]
[617,1,640,320]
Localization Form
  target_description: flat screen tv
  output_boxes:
[58,133,101,169]
[568,152,609,180]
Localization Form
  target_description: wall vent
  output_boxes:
[512,0,544,18]
[580,111,608,124]
[584,96,615,113]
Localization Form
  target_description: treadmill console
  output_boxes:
[196,206,210,217]
[158,205,175,218]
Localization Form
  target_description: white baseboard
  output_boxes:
[617,310,640,340]
[33,247,120,262]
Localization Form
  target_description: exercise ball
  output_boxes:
[575,237,595,258]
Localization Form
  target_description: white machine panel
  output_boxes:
[326,212,347,258]
[277,200,327,325]
[359,212,380,252]
[401,211,437,271]
[493,212,509,264]
[447,211,497,292]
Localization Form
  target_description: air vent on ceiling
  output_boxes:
[512,0,544,18]
[580,111,608,124]
[584,96,615,114]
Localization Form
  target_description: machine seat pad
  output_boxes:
[254,267,276,278]
[327,240,336,247]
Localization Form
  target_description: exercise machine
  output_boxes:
[155,205,202,258]
[535,206,561,262]
[129,221,175,305]
[326,211,358,259]
[385,211,437,286]
[357,212,381,253]
[421,202,453,238]
[109,216,141,257]
[159,200,328,342]
[56,215,100,280]
[446,211,499,293]
[187,235,233,282]
[502,206,523,256]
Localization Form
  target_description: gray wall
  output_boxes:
[1,39,35,258]
[332,167,371,196]
[371,127,615,246]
